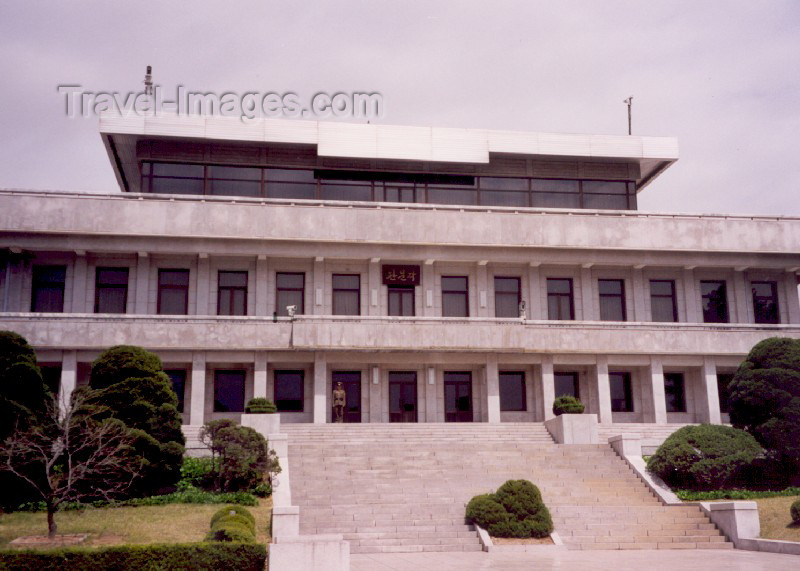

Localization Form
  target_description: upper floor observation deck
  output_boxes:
[100,114,679,211]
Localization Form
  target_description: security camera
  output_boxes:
[286,305,297,318]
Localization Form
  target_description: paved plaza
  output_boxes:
[351,546,799,570]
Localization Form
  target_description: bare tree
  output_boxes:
[0,390,142,538]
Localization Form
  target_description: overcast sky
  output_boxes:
[1,1,798,216]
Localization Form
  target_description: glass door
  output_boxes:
[444,372,473,422]
[331,371,361,423]
[389,372,418,423]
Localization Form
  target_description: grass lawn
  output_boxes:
[755,496,800,542]
[0,497,273,547]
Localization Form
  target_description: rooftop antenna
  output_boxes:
[144,65,153,96]
[623,96,633,135]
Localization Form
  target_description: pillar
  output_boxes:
[255,255,269,316]
[135,253,150,314]
[189,352,206,425]
[527,264,541,320]
[647,357,668,424]
[425,366,437,422]
[477,262,489,317]
[580,266,594,320]
[368,259,380,316]
[595,356,613,424]
[683,268,698,322]
[59,350,77,411]
[71,253,88,313]
[700,357,722,424]
[196,255,210,316]
[632,267,646,321]
[783,270,800,324]
[540,356,555,421]
[369,366,381,423]
[313,258,325,315]
[732,270,749,324]
[422,261,435,317]
[254,353,268,399]
[313,352,327,423]
[486,355,500,423]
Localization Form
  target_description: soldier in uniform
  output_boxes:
[333,381,346,423]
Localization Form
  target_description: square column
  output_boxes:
[732,270,750,323]
[632,267,647,321]
[59,350,77,411]
[422,261,435,317]
[189,353,206,425]
[682,268,698,322]
[476,262,489,318]
[71,253,88,313]
[254,353,268,399]
[580,266,594,320]
[313,352,327,423]
[196,255,210,316]
[700,357,722,424]
[255,255,269,316]
[486,355,500,423]
[368,259,381,316]
[646,357,668,424]
[313,258,325,315]
[784,270,800,324]
[425,366,437,422]
[540,356,555,421]
[527,264,541,320]
[595,356,613,424]
[135,253,151,314]
[369,366,381,423]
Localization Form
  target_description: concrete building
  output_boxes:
[1,114,799,437]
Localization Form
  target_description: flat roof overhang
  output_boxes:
[100,113,678,194]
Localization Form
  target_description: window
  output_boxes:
[441,276,469,317]
[95,267,129,314]
[499,371,526,412]
[213,370,245,412]
[752,281,779,324]
[164,369,187,413]
[609,372,633,412]
[145,163,204,195]
[388,286,414,316]
[218,271,248,316]
[554,372,579,399]
[701,280,729,323]
[276,272,304,316]
[31,265,66,312]
[207,165,261,197]
[717,373,734,414]
[39,364,62,395]
[158,269,190,315]
[664,373,686,413]
[546,278,574,320]
[274,370,304,412]
[650,280,678,322]
[494,277,521,318]
[332,274,360,315]
[598,279,626,321]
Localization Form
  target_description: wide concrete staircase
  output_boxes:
[598,423,694,454]
[285,423,732,553]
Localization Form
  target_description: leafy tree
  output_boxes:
[200,419,280,493]
[88,346,185,496]
[729,337,800,482]
[0,390,141,537]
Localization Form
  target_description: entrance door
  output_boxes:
[331,371,361,423]
[389,371,418,423]
[444,372,473,422]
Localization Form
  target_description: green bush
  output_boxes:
[88,346,185,497]
[0,542,267,571]
[180,457,217,489]
[210,505,256,530]
[465,480,553,539]
[646,424,763,491]
[675,487,800,501]
[245,397,277,413]
[552,396,584,416]
[791,499,800,525]
[206,505,256,543]
[17,487,257,511]
[729,338,800,484]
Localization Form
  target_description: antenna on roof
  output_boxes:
[144,65,153,96]
[623,96,633,135]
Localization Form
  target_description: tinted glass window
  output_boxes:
[276,272,304,316]
[610,372,633,412]
[214,370,245,412]
[547,278,574,320]
[494,277,520,318]
[165,369,187,413]
[664,373,686,413]
[218,271,248,316]
[95,267,129,314]
[752,281,779,324]
[158,269,190,315]
[442,276,469,317]
[274,370,304,412]
[31,265,66,312]
[598,279,626,321]
[650,280,677,322]
[388,286,415,316]
[499,372,526,411]
[701,281,729,323]
[554,372,579,398]
[332,274,360,315]
[717,373,734,414]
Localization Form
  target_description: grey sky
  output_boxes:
[1,1,798,216]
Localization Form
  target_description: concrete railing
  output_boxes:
[544,414,599,444]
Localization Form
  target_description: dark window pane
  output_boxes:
[165,369,187,413]
[442,276,468,317]
[207,166,261,180]
[664,373,686,413]
[209,179,261,197]
[583,194,629,210]
[441,276,468,291]
[499,372,526,411]
[320,184,372,202]
[39,365,61,395]
[599,279,626,321]
[531,192,581,208]
[332,274,360,316]
[158,269,189,315]
[532,179,579,193]
[481,177,528,191]
[610,372,633,412]
[159,270,190,286]
[752,281,779,324]
[214,370,245,412]
[701,281,729,323]
[388,286,414,316]
[650,280,677,322]
[717,373,733,414]
[267,182,316,199]
[426,188,477,205]
[495,277,520,318]
[31,265,66,312]
[153,163,204,177]
[151,177,204,195]
[266,168,315,182]
[554,372,579,399]
[219,271,247,288]
[546,278,574,320]
[218,271,248,316]
[275,370,304,412]
[95,267,129,314]
[480,190,529,207]
[276,272,304,316]
[583,181,628,194]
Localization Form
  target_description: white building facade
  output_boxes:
[1,115,799,433]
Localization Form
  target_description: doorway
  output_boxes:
[444,371,473,422]
[389,371,418,423]
[331,371,361,423]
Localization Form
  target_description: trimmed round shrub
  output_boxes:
[791,499,800,525]
[211,505,256,531]
[244,398,277,414]
[646,424,763,491]
[207,522,256,543]
[466,494,508,530]
[465,480,553,539]
[552,395,585,416]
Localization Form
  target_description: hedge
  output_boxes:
[675,487,800,501]
[0,543,267,571]
[552,396,584,416]
[205,505,256,543]
[790,498,800,525]
[244,398,277,414]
